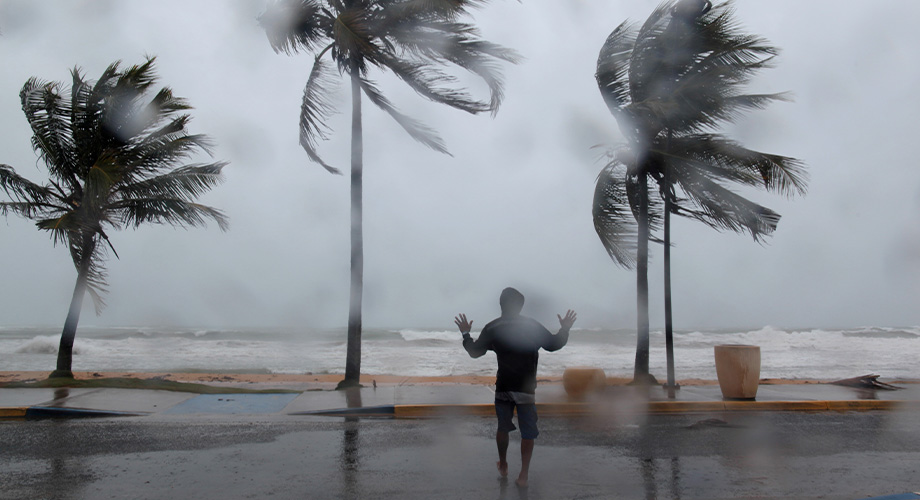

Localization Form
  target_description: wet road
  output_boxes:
[2,410,918,499]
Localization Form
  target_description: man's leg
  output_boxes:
[515,403,539,487]
[494,400,516,477]
[518,438,534,487]
[496,431,509,477]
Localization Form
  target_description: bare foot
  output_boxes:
[497,461,508,477]
[515,475,528,488]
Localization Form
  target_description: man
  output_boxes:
[454,287,577,488]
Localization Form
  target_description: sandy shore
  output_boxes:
[0,370,848,390]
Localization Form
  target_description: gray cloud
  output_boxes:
[1,1,919,330]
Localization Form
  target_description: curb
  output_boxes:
[856,493,920,500]
[298,400,917,418]
[3,399,915,420]
[0,407,29,418]
[651,400,909,413]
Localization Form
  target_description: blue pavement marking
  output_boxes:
[290,405,396,417]
[857,493,920,500]
[164,393,300,415]
[26,407,147,419]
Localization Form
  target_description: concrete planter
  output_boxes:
[714,344,761,400]
[562,367,606,399]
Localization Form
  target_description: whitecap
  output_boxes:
[14,335,61,354]
[14,335,92,355]
[746,325,789,336]
[396,329,459,343]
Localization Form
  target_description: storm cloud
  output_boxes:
[1,1,918,330]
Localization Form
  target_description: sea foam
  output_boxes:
[396,329,458,343]
[14,335,92,355]
[0,325,917,380]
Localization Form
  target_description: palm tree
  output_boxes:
[592,0,808,385]
[258,0,519,389]
[0,58,228,378]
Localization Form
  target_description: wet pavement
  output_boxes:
[2,382,919,498]
[2,382,918,419]
[2,409,919,499]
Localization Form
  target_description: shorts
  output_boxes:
[494,399,539,440]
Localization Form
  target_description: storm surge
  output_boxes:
[1,325,917,380]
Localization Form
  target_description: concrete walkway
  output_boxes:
[2,381,918,419]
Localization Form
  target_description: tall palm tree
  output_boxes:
[592,0,808,385]
[0,58,228,378]
[259,0,519,389]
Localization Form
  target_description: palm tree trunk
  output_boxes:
[340,69,364,389]
[663,173,677,393]
[633,174,652,384]
[664,136,677,393]
[50,238,94,379]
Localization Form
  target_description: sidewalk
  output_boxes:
[2,381,918,419]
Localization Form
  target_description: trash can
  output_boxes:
[714,344,760,400]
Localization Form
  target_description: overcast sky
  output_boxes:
[1,0,919,331]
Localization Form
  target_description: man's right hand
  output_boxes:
[454,313,473,334]
[558,309,577,330]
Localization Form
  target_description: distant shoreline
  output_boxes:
[4,371,915,390]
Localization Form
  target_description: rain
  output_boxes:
[2,3,920,499]
[0,1,918,332]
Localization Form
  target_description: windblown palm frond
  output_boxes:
[0,165,57,213]
[382,21,521,115]
[20,78,76,182]
[115,163,227,201]
[592,151,664,269]
[380,0,491,21]
[258,0,330,55]
[259,0,520,172]
[359,77,449,153]
[665,162,782,241]
[114,198,230,232]
[596,21,637,120]
[660,134,808,197]
[626,3,674,106]
[593,161,638,268]
[594,0,808,262]
[299,58,342,173]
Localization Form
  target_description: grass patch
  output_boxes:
[0,377,300,394]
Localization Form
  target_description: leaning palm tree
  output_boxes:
[259,0,519,389]
[0,58,228,378]
[593,0,808,385]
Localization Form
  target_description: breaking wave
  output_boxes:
[0,325,917,380]
[14,335,90,355]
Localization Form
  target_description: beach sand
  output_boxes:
[0,371,843,390]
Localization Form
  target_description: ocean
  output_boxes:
[1,325,918,381]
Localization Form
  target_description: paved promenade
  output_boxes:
[2,380,918,419]
[3,380,920,499]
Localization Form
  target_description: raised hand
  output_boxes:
[557,309,577,330]
[454,313,473,334]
